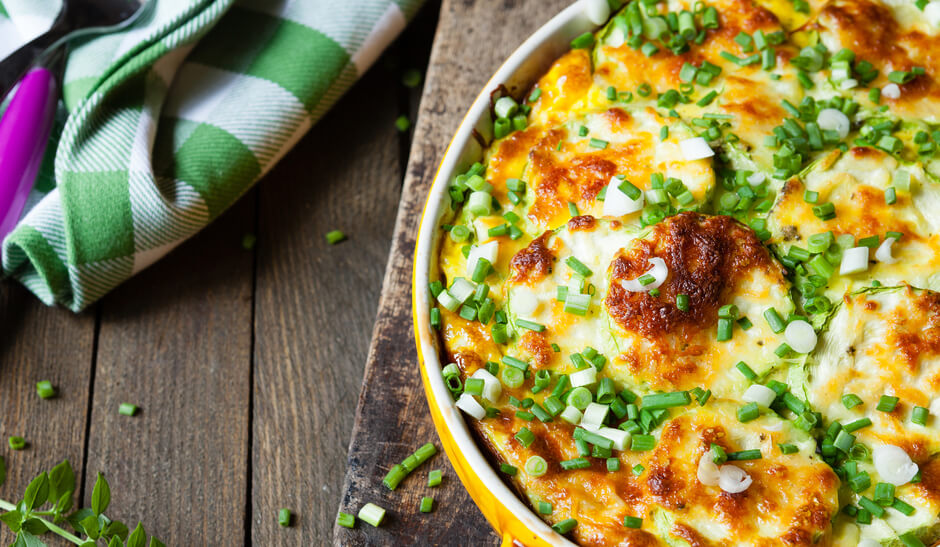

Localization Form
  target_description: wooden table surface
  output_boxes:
[0,1,570,545]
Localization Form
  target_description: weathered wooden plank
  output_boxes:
[249,57,405,542]
[335,0,571,544]
[0,286,95,545]
[81,196,255,545]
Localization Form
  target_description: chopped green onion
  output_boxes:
[737,402,760,422]
[35,380,55,399]
[278,508,292,527]
[525,455,548,477]
[912,406,929,426]
[842,393,863,409]
[552,518,578,534]
[641,391,691,410]
[337,512,355,528]
[623,516,643,529]
[560,457,591,470]
[736,361,757,380]
[763,307,786,333]
[119,403,139,416]
[570,32,595,49]
[420,496,434,513]
[727,449,762,461]
[358,503,387,527]
[877,395,899,412]
[326,230,347,245]
[630,434,656,451]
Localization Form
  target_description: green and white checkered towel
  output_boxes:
[0,0,422,311]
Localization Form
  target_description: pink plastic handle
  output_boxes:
[0,67,57,243]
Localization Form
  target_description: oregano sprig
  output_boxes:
[0,459,163,547]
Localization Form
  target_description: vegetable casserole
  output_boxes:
[427,0,940,544]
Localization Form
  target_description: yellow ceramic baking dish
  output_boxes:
[411,2,609,545]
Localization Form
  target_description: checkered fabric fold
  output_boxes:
[0,0,423,310]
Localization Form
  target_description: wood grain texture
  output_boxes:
[0,285,95,545]
[81,196,255,545]
[249,60,404,542]
[335,0,571,544]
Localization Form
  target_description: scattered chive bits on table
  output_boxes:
[325,230,347,245]
[277,508,291,527]
[35,380,55,399]
[118,403,139,416]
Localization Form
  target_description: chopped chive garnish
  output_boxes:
[727,449,762,461]
[630,434,656,451]
[8,436,25,450]
[337,512,355,528]
[893,499,917,517]
[119,403,139,416]
[641,391,691,410]
[632,464,645,475]
[570,32,594,49]
[552,518,577,534]
[278,508,291,527]
[843,418,872,432]
[516,318,545,332]
[763,307,786,333]
[420,496,434,513]
[538,501,553,515]
[565,256,593,277]
[736,361,757,380]
[607,457,620,472]
[560,457,591,470]
[428,469,443,487]
[623,516,643,529]
[676,294,690,311]
[842,393,863,409]
[737,402,760,422]
[779,443,798,454]
[500,463,518,475]
[696,90,718,107]
[858,496,885,518]
[36,380,55,399]
[717,318,733,341]
[358,503,386,527]
[589,138,609,149]
[912,406,929,426]
[326,230,347,245]
[877,395,899,412]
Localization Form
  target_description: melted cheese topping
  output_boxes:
[807,286,940,541]
[432,0,940,544]
[767,147,940,296]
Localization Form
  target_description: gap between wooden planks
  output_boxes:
[335,0,573,544]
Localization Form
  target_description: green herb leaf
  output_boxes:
[20,517,48,535]
[0,510,24,532]
[47,460,75,508]
[102,519,129,541]
[109,535,122,547]
[15,530,45,547]
[127,523,147,547]
[23,473,49,512]
[80,514,101,540]
[149,536,167,547]
[91,473,111,516]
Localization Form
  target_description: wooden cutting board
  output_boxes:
[334,0,572,544]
